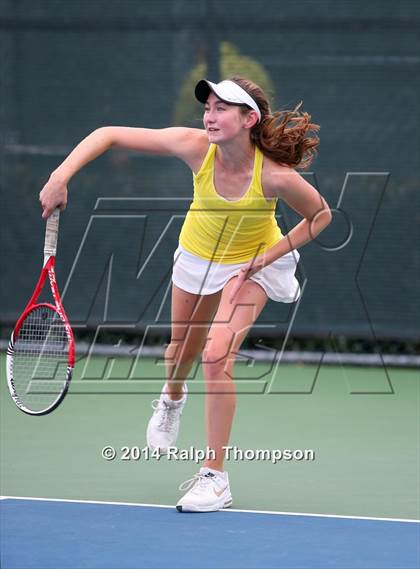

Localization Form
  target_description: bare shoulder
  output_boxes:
[171,128,210,172]
[261,156,297,199]
[261,154,326,219]
[167,126,207,149]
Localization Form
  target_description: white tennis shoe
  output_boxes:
[176,467,233,512]
[146,383,187,453]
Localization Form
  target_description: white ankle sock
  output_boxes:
[162,383,186,407]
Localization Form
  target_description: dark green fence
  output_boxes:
[1,1,419,341]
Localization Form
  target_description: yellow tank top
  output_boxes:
[179,144,282,263]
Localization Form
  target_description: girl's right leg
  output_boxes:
[146,284,221,451]
[164,284,222,399]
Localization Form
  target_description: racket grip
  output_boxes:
[44,208,60,258]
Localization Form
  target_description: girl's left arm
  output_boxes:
[229,169,332,303]
[262,168,332,265]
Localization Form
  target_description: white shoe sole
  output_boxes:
[176,497,233,513]
[146,443,168,455]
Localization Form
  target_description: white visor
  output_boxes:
[195,79,261,123]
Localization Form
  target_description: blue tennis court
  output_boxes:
[1,497,419,569]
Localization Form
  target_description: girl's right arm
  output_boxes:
[39,126,207,218]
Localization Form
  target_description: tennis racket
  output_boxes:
[6,209,75,415]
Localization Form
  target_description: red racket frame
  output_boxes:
[6,255,75,415]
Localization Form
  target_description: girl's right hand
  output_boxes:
[39,175,68,219]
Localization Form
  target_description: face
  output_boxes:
[203,93,250,143]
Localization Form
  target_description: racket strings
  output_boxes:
[12,306,70,408]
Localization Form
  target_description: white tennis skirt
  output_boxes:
[172,244,301,303]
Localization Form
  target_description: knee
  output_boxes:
[202,344,231,381]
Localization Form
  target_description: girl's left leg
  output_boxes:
[175,277,268,511]
[202,277,269,472]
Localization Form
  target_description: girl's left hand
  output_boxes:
[229,255,266,304]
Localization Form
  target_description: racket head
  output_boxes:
[6,302,74,415]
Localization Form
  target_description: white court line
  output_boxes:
[1,496,418,524]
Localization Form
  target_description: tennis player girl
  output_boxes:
[39,76,332,512]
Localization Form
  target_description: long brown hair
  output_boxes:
[230,75,320,169]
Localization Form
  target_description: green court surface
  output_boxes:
[1,352,419,520]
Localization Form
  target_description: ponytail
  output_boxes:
[230,76,320,169]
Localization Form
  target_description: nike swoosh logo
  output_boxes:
[213,485,228,497]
